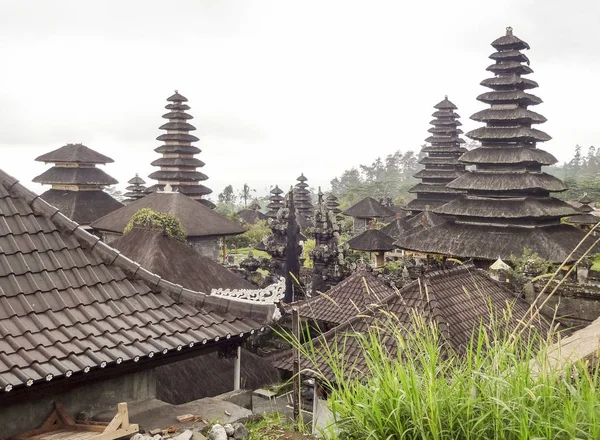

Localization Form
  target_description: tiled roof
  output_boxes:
[274,266,551,380]
[289,271,395,325]
[0,169,275,393]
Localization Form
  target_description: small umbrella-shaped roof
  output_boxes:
[347,229,395,252]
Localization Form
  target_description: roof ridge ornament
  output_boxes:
[506,26,513,36]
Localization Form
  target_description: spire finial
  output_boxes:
[175,89,178,94]
[445,95,448,100]
[506,26,513,36]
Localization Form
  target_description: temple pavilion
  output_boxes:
[237,201,267,224]
[403,97,466,216]
[147,91,213,207]
[395,27,590,263]
[33,143,123,226]
[343,196,395,233]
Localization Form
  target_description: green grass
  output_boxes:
[592,253,600,271]
[285,310,600,440]
[228,247,270,264]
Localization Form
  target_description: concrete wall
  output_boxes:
[0,369,156,439]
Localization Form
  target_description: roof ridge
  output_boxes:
[0,169,276,324]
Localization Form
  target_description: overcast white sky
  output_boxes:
[1,1,599,200]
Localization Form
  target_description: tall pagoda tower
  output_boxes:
[266,185,285,218]
[147,91,213,207]
[403,97,467,215]
[395,28,588,263]
[293,174,314,219]
[123,174,147,204]
[33,143,123,226]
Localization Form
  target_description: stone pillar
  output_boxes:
[234,346,241,391]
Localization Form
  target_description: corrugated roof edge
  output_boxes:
[0,169,276,325]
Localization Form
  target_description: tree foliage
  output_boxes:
[330,149,421,209]
[123,208,186,241]
[227,219,271,249]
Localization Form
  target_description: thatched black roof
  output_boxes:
[148,169,209,182]
[343,197,395,218]
[91,191,245,237]
[33,167,118,186]
[347,228,395,251]
[35,143,114,164]
[237,208,267,224]
[402,198,446,213]
[151,157,205,168]
[40,189,123,225]
[436,195,577,219]
[148,92,212,203]
[112,228,256,292]
[564,213,600,226]
[290,271,395,325]
[155,144,201,155]
[579,194,594,205]
[394,221,596,263]
[167,91,188,102]
[159,121,197,131]
[145,183,213,199]
[459,146,557,166]
[447,172,567,192]
[128,174,146,185]
[380,218,412,239]
[406,210,445,228]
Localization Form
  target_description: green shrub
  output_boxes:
[123,208,186,242]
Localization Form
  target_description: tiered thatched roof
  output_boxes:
[237,201,267,224]
[343,197,395,219]
[403,97,467,215]
[123,174,147,203]
[564,194,599,227]
[293,173,314,223]
[395,28,591,263]
[347,228,395,252]
[266,185,284,218]
[33,143,123,225]
[147,91,213,207]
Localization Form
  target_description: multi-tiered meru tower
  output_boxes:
[147,91,213,207]
[395,28,590,263]
[403,97,466,215]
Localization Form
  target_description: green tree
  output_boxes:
[218,185,237,205]
[238,183,255,208]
